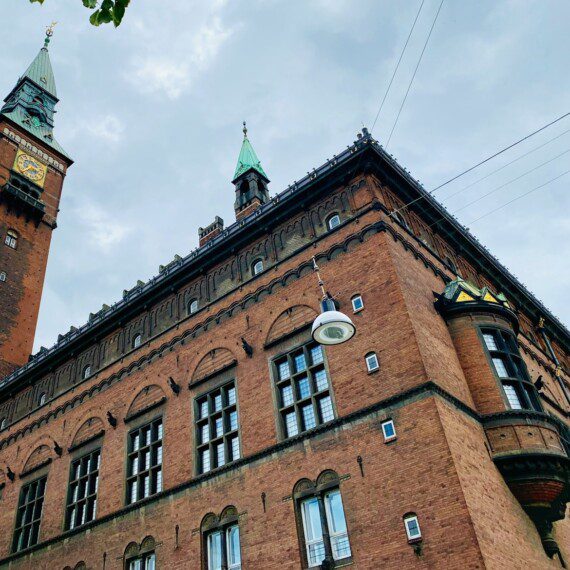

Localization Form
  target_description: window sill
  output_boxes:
[383,436,397,444]
[367,368,379,375]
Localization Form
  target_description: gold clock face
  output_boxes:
[14,150,47,187]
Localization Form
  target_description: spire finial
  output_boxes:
[243,121,248,139]
[44,21,57,48]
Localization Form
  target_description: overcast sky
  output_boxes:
[1,0,569,351]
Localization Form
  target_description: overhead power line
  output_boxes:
[392,111,570,216]
[467,170,569,226]
[428,148,570,226]
[385,0,445,149]
[439,127,570,203]
[370,0,425,133]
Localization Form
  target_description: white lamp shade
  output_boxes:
[312,308,356,345]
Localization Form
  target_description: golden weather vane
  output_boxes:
[46,21,58,37]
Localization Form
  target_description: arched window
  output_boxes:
[83,365,92,380]
[201,507,241,570]
[326,214,341,231]
[189,299,199,315]
[38,392,47,406]
[252,259,264,276]
[293,471,352,568]
[133,334,142,349]
[0,418,7,430]
[5,229,18,249]
[0,271,6,282]
[365,352,379,372]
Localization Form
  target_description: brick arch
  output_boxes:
[70,416,104,449]
[126,385,167,420]
[22,444,52,474]
[265,305,318,347]
[191,348,237,384]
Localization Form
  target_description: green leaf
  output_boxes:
[83,0,98,8]
[112,4,126,26]
[89,10,102,26]
[29,0,45,4]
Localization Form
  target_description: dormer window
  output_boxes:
[252,259,264,276]
[189,299,199,315]
[326,214,341,231]
[83,365,92,380]
[133,334,142,349]
[5,230,18,249]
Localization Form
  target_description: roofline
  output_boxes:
[0,130,567,397]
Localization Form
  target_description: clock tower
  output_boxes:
[0,28,72,378]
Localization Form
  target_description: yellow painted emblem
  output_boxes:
[14,149,47,187]
[456,291,475,302]
[483,291,498,304]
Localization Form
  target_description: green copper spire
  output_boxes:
[23,23,58,98]
[232,122,268,182]
[1,25,70,159]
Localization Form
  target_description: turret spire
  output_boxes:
[232,123,270,220]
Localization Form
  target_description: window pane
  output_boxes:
[216,443,225,467]
[483,333,498,351]
[214,394,222,412]
[201,424,210,444]
[227,386,236,406]
[278,361,291,381]
[229,411,238,432]
[294,353,307,373]
[208,530,223,570]
[200,400,209,418]
[492,357,509,378]
[326,490,351,560]
[227,525,241,569]
[319,396,335,423]
[202,449,211,473]
[310,345,324,365]
[231,436,240,461]
[297,376,311,399]
[281,384,294,407]
[503,384,523,410]
[314,369,328,392]
[301,405,316,430]
[145,553,156,570]
[285,412,299,437]
[302,497,325,567]
[215,417,224,437]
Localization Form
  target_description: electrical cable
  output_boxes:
[439,128,570,204]
[385,0,445,149]
[426,148,570,227]
[391,111,570,216]
[370,0,426,133]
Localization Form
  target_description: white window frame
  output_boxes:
[381,419,396,442]
[133,334,142,349]
[83,365,92,379]
[252,259,263,275]
[189,299,199,315]
[404,514,422,541]
[351,295,363,313]
[327,214,341,231]
[206,524,241,570]
[365,352,379,372]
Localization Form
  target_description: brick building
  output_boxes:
[0,35,569,570]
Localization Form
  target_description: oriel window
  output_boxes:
[195,382,240,474]
[272,342,335,439]
[480,328,541,411]
[13,476,47,552]
[126,418,163,504]
[65,449,100,530]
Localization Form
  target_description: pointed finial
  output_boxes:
[44,21,57,48]
[243,121,248,139]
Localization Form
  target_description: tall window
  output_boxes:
[13,476,47,552]
[127,553,155,570]
[481,328,541,411]
[65,449,100,530]
[294,472,352,568]
[126,418,163,504]
[252,259,264,276]
[195,382,240,474]
[272,342,335,439]
[189,299,199,315]
[5,229,18,249]
[326,214,340,231]
[202,507,241,570]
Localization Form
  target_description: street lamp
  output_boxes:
[311,257,356,345]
